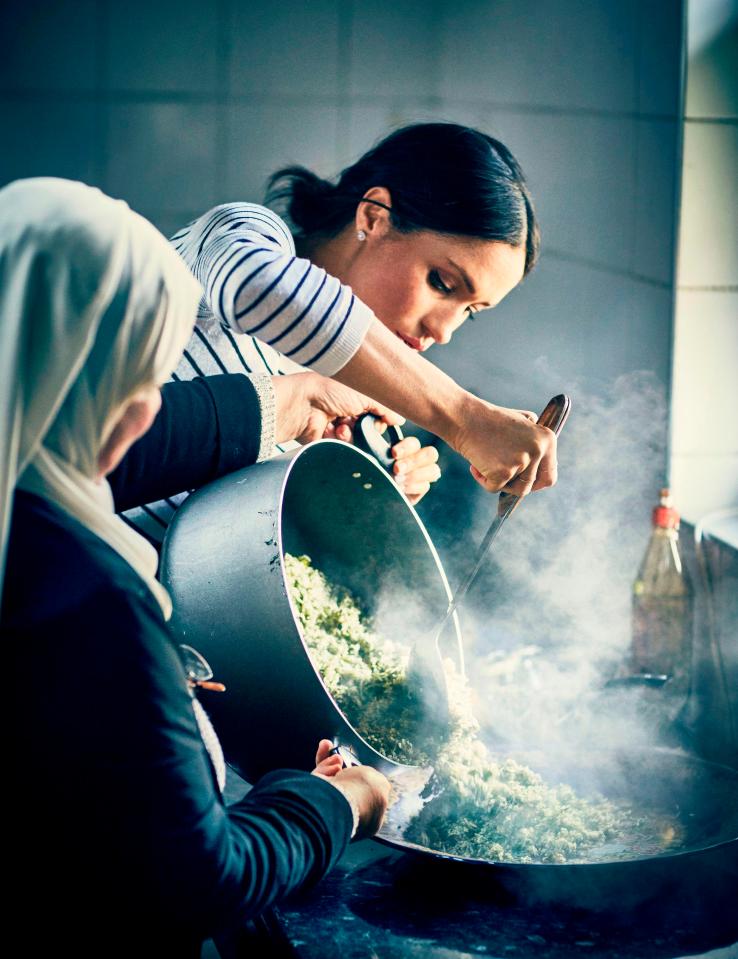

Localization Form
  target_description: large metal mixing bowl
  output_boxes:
[160,439,461,783]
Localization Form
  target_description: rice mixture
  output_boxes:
[285,553,628,863]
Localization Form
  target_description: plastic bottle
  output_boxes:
[630,489,693,706]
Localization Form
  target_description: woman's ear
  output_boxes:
[96,388,162,480]
[355,186,393,239]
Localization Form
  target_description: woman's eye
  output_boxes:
[465,306,477,320]
[429,269,454,295]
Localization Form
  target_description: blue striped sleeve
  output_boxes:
[173,203,374,376]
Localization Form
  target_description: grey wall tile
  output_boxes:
[0,101,101,188]
[104,102,218,213]
[342,101,451,169]
[632,118,679,285]
[438,0,637,113]
[620,280,674,381]
[105,0,220,93]
[0,0,97,91]
[342,104,394,170]
[224,104,339,203]
[134,211,203,240]
[348,0,439,98]
[434,99,495,131]
[637,0,684,117]
[228,0,340,97]
[487,111,637,274]
[678,120,738,288]
[438,0,529,107]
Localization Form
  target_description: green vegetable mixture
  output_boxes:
[285,553,630,863]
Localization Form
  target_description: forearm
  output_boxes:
[110,375,263,511]
[332,317,473,447]
[150,769,353,934]
[220,771,353,919]
[331,320,558,496]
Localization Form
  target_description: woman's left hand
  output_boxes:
[312,738,343,778]
[390,436,441,504]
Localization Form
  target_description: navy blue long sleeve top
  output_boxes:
[3,374,352,957]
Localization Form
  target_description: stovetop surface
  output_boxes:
[276,841,738,959]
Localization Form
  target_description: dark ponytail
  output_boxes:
[267,122,540,275]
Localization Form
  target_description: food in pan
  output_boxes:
[284,553,637,863]
[285,552,433,763]
[403,748,623,863]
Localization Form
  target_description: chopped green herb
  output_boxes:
[285,553,636,863]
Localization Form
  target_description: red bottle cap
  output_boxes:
[653,488,680,529]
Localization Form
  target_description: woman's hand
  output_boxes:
[454,396,557,497]
[391,436,441,505]
[331,766,391,839]
[312,738,343,778]
[272,372,404,445]
[311,740,390,838]
[333,319,558,497]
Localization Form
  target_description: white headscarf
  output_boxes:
[0,178,202,618]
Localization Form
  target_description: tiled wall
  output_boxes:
[1,0,683,408]
[423,0,683,411]
[670,7,738,524]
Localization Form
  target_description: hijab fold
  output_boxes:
[0,178,201,617]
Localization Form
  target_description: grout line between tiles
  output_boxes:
[677,285,738,292]
[545,249,673,289]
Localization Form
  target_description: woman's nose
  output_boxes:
[422,309,459,346]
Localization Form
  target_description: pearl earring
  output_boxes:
[356,229,367,242]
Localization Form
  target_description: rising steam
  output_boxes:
[432,370,670,753]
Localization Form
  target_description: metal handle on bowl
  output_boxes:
[328,742,362,768]
[353,413,404,473]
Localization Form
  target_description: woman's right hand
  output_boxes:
[333,319,558,499]
[314,765,391,839]
[452,395,558,497]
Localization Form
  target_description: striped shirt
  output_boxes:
[124,203,375,544]
[173,202,372,377]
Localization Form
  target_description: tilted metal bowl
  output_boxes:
[160,439,461,783]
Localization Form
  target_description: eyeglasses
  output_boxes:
[179,644,226,693]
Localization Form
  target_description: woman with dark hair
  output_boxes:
[126,122,554,543]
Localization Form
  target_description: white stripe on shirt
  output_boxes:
[173,203,374,376]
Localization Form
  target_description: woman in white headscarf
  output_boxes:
[0,176,198,603]
[1,178,389,958]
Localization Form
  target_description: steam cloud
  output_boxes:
[432,369,670,754]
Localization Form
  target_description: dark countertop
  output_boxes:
[275,839,738,959]
[221,761,737,959]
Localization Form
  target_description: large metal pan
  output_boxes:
[160,438,461,783]
[376,745,738,901]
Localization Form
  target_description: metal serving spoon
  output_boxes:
[353,396,571,736]
[431,394,572,648]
